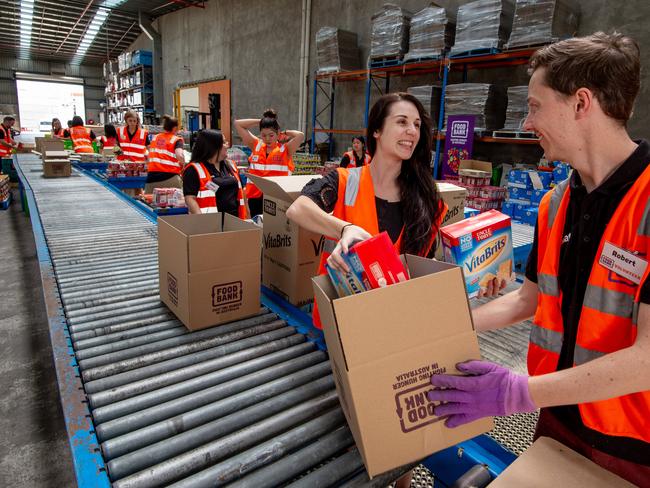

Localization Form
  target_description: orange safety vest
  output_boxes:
[312,164,447,329]
[99,135,117,151]
[70,126,94,153]
[52,127,65,139]
[343,150,372,167]
[0,124,12,157]
[246,139,294,199]
[183,161,248,218]
[147,132,183,174]
[117,126,148,162]
[530,165,650,443]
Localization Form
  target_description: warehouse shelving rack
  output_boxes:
[105,64,156,125]
[311,47,541,176]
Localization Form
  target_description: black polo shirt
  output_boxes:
[526,140,650,464]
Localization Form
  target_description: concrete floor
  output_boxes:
[0,189,74,487]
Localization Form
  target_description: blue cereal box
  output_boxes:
[531,189,549,204]
[501,201,516,218]
[508,186,533,203]
[440,210,515,298]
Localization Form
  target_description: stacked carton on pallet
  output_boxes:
[369,4,412,61]
[444,83,507,131]
[507,0,579,49]
[0,174,10,207]
[407,85,442,129]
[403,5,456,61]
[315,27,361,74]
[503,86,529,131]
[450,0,516,55]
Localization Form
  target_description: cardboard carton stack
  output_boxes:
[247,175,324,307]
[407,85,442,129]
[43,150,71,178]
[315,27,361,74]
[453,160,505,212]
[313,253,493,477]
[107,162,147,178]
[0,174,10,204]
[444,83,507,131]
[503,86,529,131]
[450,0,516,55]
[292,152,323,176]
[501,167,558,225]
[507,0,579,49]
[403,5,456,62]
[369,4,412,61]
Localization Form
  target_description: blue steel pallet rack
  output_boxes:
[15,153,518,487]
[310,48,540,178]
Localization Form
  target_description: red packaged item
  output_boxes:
[349,232,409,288]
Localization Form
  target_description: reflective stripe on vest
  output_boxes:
[148,132,182,174]
[530,162,650,442]
[117,127,147,162]
[70,127,94,153]
[184,162,217,214]
[344,150,371,168]
[246,140,293,199]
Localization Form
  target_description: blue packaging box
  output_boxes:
[508,186,533,202]
[553,163,571,183]
[531,189,549,204]
[520,207,539,226]
[501,201,516,218]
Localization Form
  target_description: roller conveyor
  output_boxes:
[14,153,530,487]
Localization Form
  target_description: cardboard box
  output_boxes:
[35,137,65,154]
[247,174,324,307]
[435,181,468,260]
[440,210,515,297]
[43,161,71,178]
[158,213,262,331]
[489,437,635,487]
[459,159,493,180]
[313,255,493,478]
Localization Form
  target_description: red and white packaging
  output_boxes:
[349,232,409,288]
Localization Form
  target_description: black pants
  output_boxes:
[248,197,264,217]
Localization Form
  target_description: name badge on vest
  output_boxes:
[206,180,219,192]
[598,241,648,285]
[251,155,259,162]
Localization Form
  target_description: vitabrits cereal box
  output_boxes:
[440,210,515,297]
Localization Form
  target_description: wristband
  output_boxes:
[340,223,353,238]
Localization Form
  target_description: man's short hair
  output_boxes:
[529,32,640,125]
[3,116,15,123]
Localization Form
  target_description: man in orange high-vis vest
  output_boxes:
[426,33,650,486]
[68,115,96,153]
[0,116,17,159]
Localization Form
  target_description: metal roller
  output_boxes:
[63,287,160,311]
[165,408,346,488]
[95,352,328,441]
[83,327,298,394]
[70,312,175,342]
[111,391,340,488]
[225,427,355,488]
[81,321,288,382]
[284,448,365,488]
[105,374,336,477]
[74,321,183,351]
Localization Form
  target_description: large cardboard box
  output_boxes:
[459,159,493,176]
[313,255,493,477]
[435,181,468,260]
[489,437,635,487]
[35,137,64,154]
[158,213,262,331]
[43,160,71,178]
[247,174,324,307]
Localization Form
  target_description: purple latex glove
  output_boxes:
[427,360,537,428]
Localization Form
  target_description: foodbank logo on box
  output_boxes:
[167,272,178,306]
[212,281,243,308]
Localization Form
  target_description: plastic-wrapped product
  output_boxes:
[444,83,508,131]
[369,4,412,60]
[407,85,443,129]
[404,5,456,61]
[316,27,361,74]
[507,0,579,48]
[450,0,516,54]
[503,86,529,130]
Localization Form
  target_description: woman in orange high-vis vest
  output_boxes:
[144,115,185,194]
[234,109,304,217]
[51,118,65,139]
[0,116,17,159]
[68,116,96,153]
[117,110,148,164]
[183,129,248,218]
[98,124,119,154]
[425,34,650,486]
[287,92,448,488]
[340,135,371,168]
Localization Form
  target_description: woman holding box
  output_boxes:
[234,109,304,217]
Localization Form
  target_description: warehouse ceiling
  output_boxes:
[1,0,206,66]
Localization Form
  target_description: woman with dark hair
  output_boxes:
[68,115,96,153]
[340,135,371,168]
[116,110,149,164]
[51,118,64,138]
[99,124,119,153]
[145,115,185,193]
[183,129,248,217]
[234,109,304,217]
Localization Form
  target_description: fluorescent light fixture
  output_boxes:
[19,0,34,58]
[71,0,127,64]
